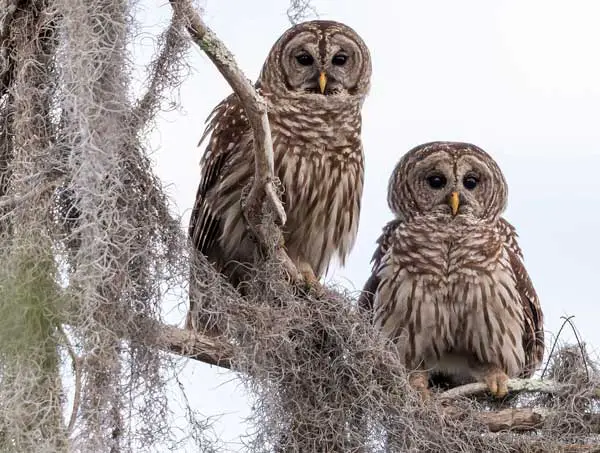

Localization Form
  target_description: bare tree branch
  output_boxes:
[477,407,545,432]
[136,315,233,369]
[442,405,546,433]
[168,0,302,282]
[129,314,600,405]
[439,378,585,400]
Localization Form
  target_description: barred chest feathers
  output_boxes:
[270,100,364,277]
[374,220,526,378]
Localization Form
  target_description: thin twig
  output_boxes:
[58,325,83,434]
[0,184,54,210]
[131,7,188,129]
[542,315,574,379]
[562,315,590,381]
[286,0,318,24]
[168,0,301,281]
[0,1,17,41]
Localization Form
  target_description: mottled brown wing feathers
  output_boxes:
[189,93,250,257]
[359,219,402,314]
[499,218,544,377]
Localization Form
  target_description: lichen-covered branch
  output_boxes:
[440,377,599,400]
[168,0,301,281]
[134,315,233,369]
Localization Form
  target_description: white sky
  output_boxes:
[136,0,600,449]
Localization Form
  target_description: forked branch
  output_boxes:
[168,0,301,281]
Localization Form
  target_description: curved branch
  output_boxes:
[169,0,301,281]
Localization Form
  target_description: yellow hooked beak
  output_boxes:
[449,191,460,216]
[318,71,327,94]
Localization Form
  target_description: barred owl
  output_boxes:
[187,21,371,330]
[360,142,544,398]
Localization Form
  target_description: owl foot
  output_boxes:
[297,262,324,295]
[408,371,431,401]
[483,368,509,398]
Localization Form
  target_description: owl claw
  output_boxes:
[483,369,509,399]
[297,263,324,295]
[301,268,318,287]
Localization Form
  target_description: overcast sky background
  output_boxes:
[135,0,600,449]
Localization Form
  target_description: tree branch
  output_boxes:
[442,405,545,432]
[136,314,233,369]
[133,316,600,440]
[169,0,301,281]
[439,378,599,400]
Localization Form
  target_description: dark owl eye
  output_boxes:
[463,175,479,190]
[296,53,314,66]
[426,174,447,189]
[331,53,348,66]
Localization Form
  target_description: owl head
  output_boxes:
[388,142,508,221]
[258,20,371,99]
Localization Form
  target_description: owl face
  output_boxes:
[260,20,371,98]
[388,142,508,221]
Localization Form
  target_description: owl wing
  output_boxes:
[498,218,545,377]
[358,218,403,315]
[189,93,250,258]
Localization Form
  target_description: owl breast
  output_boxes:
[266,99,364,278]
[275,137,364,277]
[374,219,527,379]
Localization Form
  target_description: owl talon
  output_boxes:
[301,268,318,287]
[302,271,324,295]
[483,369,509,399]
[297,263,325,295]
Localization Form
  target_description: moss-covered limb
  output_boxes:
[138,315,233,369]
[440,378,600,400]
